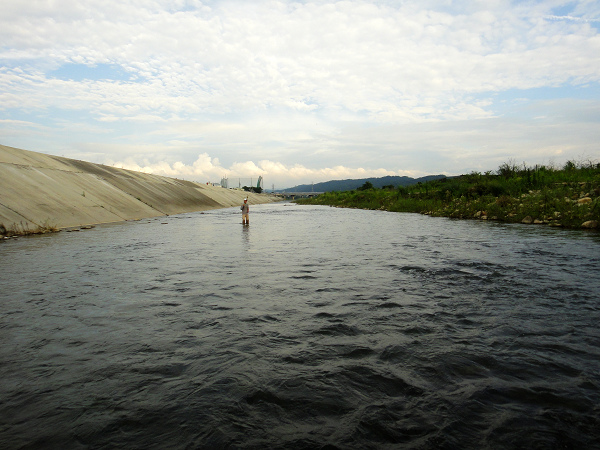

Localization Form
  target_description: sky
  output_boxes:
[1,0,599,189]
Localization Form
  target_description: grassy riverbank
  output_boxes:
[296,161,600,229]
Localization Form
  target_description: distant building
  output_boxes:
[219,176,263,190]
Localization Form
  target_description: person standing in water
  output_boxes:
[241,198,249,225]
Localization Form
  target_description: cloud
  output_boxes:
[545,15,600,23]
[1,0,599,187]
[108,151,405,188]
[3,0,598,119]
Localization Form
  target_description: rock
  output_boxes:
[533,219,544,224]
[521,216,533,224]
[578,197,592,204]
[581,220,599,229]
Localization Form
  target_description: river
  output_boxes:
[1,203,599,449]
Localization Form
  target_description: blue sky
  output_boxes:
[1,0,599,188]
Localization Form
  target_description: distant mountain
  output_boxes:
[280,175,447,193]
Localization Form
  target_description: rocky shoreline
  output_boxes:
[425,182,599,229]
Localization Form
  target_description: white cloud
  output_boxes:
[108,152,404,188]
[3,0,598,118]
[1,0,599,186]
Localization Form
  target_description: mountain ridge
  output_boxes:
[280,175,447,192]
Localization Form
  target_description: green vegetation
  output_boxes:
[295,161,600,229]
[1,220,60,238]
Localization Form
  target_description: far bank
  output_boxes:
[296,161,600,230]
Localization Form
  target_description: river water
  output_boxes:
[1,203,599,449]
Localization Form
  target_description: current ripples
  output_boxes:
[1,203,599,449]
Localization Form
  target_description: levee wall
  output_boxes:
[0,145,276,230]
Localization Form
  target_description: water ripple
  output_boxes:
[1,204,599,448]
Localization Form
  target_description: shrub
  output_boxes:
[497,160,520,179]
[358,181,374,191]
[496,195,513,207]
[487,181,506,197]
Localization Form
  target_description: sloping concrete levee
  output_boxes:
[0,144,277,230]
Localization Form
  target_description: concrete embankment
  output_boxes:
[0,144,277,231]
